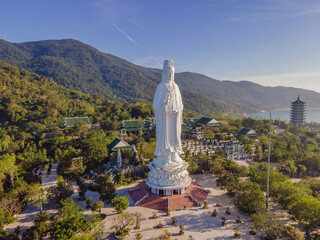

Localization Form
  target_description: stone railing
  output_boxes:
[195,186,211,193]
[188,193,201,207]
[128,185,143,192]
[135,193,149,206]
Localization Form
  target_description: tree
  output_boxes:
[233,226,240,238]
[152,212,157,219]
[135,233,143,240]
[28,183,47,214]
[91,201,104,214]
[297,177,320,199]
[284,225,304,240]
[111,212,135,237]
[111,196,129,213]
[0,197,23,216]
[70,121,89,139]
[203,201,208,209]
[50,198,91,240]
[0,208,15,233]
[22,226,40,240]
[133,212,143,229]
[244,144,253,155]
[31,211,51,239]
[0,134,11,152]
[236,215,242,223]
[270,180,310,209]
[233,181,266,214]
[212,209,218,217]
[60,156,85,180]
[179,225,185,235]
[289,197,320,237]
[0,153,18,185]
[86,197,93,209]
[252,211,285,239]
[122,149,134,162]
[47,176,74,203]
[156,229,171,240]
[171,217,178,226]
[216,174,239,194]
[82,130,108,166]
[250,169,289,193]
[78,183,87,201]
[96,175,115,202]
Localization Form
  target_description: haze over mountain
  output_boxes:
[1,39,320,116]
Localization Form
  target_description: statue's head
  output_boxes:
[161,60,175,84]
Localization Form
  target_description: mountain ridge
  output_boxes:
[1,39,319,116]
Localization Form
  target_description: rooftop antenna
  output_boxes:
[266,112,271,210]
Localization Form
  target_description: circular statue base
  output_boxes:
[146,161,191,196]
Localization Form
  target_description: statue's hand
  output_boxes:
[169,109,179,113]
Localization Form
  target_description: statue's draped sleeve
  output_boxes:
[152,84,163,121]
[153,82,183,157]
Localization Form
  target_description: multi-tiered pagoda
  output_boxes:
[290,95,306,127]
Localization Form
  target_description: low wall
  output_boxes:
[282,170,320,178]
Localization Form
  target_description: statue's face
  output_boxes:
[162,65,174,84]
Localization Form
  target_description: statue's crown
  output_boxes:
[163,60,174,68]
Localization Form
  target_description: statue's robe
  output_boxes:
[153,81,183,163]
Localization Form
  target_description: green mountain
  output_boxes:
[1,39,320,115]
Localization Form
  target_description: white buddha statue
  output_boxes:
[153,60,183,166]
[146,60,191,194]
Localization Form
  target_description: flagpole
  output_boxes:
[266,112,271,210]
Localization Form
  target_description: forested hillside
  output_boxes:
[0,60,153,132]
[2,39,320,116]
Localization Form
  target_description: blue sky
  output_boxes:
[1,0,320,92]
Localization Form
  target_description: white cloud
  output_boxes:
[238,72,320,93]
[133,56,163,68]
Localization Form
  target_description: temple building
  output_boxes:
[63,116,91,128]
[118,120,142,135]
[237,127,259,139]
[290,95,306,127]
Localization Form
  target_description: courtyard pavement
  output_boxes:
[4,165,261,240]
[101,173,260,240]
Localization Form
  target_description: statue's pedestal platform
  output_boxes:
[146,161,191,195]
[129,181,209,211]
[146,177,191,196]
